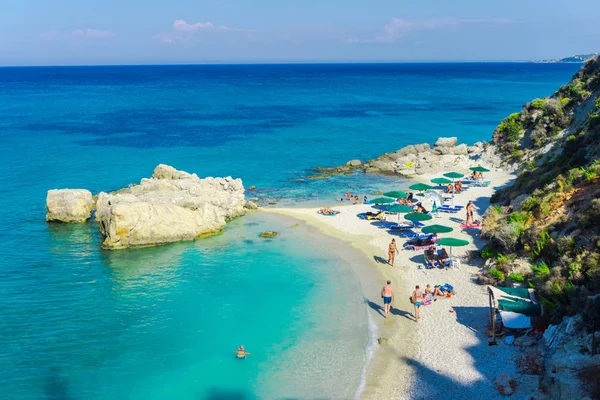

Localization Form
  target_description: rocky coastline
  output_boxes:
[46,164,251,249]
[307,137,504,180]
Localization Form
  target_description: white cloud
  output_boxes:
[348,17,517,43]
[156,19,253,44]
[40,28,115,40]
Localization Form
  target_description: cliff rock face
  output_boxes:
[46,189,94,222]
[96,164,246,249]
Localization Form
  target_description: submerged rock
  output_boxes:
[96,164,246,249]
[46,189,94,223]
[259,231,278,238]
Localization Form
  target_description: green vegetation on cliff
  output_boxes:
[483,57,600,329]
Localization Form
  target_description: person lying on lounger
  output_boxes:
[455,181,463,192]
[424,250,438,268]
[446,184,453,193]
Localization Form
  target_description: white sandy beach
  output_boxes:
[262,169,539,399]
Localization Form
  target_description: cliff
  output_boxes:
[480,57,600,399]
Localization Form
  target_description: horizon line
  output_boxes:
[0,59,586,68]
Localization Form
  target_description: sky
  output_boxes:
[0,0,599,65]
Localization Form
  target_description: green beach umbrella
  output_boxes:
[422,224,454,234]
[386,204,414,213]
[409,183,433,192]
[370,197,395,204]
[436,237,469,258]
[470,166,490,173]
[431,177,453,185]
[383,191,408,199]
[386,204,414,223]
[444,172,465,180]
[404,212,433,222]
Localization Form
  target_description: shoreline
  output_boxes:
[262,168,521,399]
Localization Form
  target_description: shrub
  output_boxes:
[521,196,540,212]
[509,273,525,282]
[512,149,525,160]
[531,99,546,110]
[497,113,523,143]
[560,97,571,106]
[481,247,497,259]
[531,261,551,280]
[490,268,505,281]
[507,211,531,225]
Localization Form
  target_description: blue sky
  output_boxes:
[0,0,598,65]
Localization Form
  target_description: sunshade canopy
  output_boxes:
[470,166,491,172]
[386,204,413,213]
[444,172,465,179]
[422,224,454,234]
[404,212,433,222]
[409,183,433,191]
[431,177,453,185]
[370,197,395,204]
[383,191,408,199]
[435,238,469,247]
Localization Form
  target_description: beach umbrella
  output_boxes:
[422,224,454,234]
[386,204,414,213]
[431,177,452,185]
[404,212,433,222]
[409,183,433,193]
[383,191,408,199]
[444,172,465,180]
[370,197,395,204]
[470,166,490,173]
[435,237,469,258]
[386,204,414,223]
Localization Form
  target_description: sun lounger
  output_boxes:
[460,222,482,229]
[439,206,462,213]
[407,243,437,251]
[470,180,491,187]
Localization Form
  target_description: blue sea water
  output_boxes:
[0,63,580,399]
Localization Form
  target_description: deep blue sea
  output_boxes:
[0,63,580,399]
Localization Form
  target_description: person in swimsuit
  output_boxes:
[425,284,447,296]
[363,195,367,203]
[466,200,475,225]
[235,345,251,359]
[387,239,399,266]
[381,280,394,318]
[412,285,424,322]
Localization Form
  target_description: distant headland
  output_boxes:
[533,53,599,63]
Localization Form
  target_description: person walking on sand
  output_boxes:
[381,280,394,318]
[466,200,475,225]
[412,285,424,322]
[387,239,399,266]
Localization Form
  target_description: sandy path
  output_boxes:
[262,170,526,399]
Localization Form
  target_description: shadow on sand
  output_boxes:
[364,297,415,321]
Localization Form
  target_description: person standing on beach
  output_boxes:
[466,200,475,225]
[387,239,399,266]
[381,280,394,318]
[412,285,424,322]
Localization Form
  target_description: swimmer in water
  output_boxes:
[235,345,251,359]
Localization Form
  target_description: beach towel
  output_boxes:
[460,222,482,229]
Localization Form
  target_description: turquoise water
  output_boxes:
[0,63,580,399]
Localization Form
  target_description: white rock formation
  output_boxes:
[46,189,94,222]
[95,164,246,249]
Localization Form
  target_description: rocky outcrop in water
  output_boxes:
[95,164,246,249]
[46,189,94,223]
[308,137,503,179]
